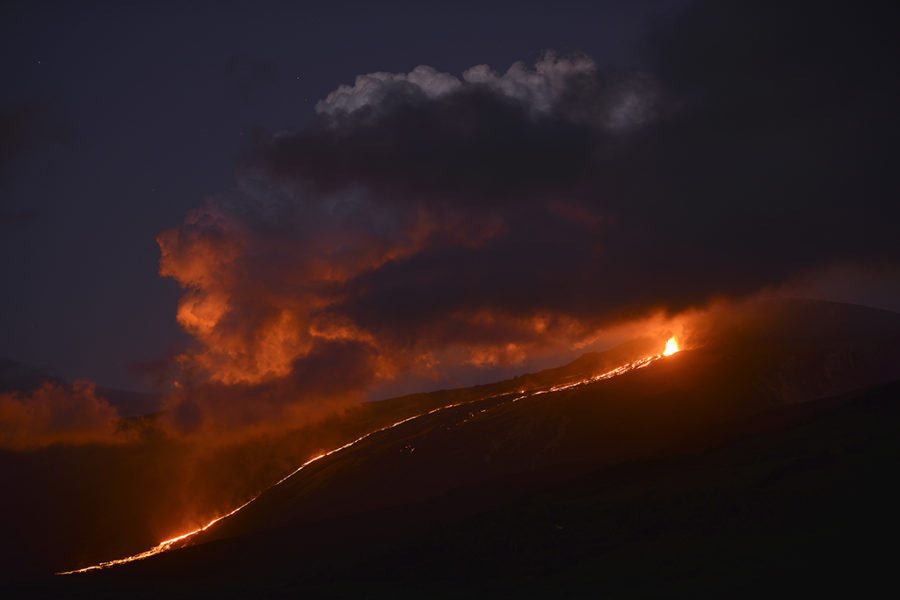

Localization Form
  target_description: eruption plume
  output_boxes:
[94,0,898,438]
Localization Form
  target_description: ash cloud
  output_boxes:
[157,0,900,433]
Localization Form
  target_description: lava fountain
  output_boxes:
[663,337,679,356]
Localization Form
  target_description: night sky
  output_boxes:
[2,0,899,407]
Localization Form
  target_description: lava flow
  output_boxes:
[59,337,681,575]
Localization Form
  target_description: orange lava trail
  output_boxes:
[59,399,490,575]
[59,343,678,575]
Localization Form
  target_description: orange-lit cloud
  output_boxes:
[0,380,131,450]
[153,41,900,435]
[145,57,708,434]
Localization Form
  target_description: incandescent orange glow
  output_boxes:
[663,337,679,356]
[59,342,681,575]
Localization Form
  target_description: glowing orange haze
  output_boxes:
[154,203,663,397]
[150,193,716,444]
[0,381,132,450]
[156,205,426,387]
[60,334,684,574]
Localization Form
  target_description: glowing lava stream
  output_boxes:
[60,338,680,575]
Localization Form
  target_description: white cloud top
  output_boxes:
[316,54,598,116]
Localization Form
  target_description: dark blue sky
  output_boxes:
[1,1,678,390]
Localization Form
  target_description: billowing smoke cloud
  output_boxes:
[314,54,653,129]
[157,0,900,433]
[0,380,131,449]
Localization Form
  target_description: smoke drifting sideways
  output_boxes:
[7,0,900,446]
[0,381,134,450]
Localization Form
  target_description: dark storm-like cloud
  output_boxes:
[257,58,653,205]
[156,1,900,432]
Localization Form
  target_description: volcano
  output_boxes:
[4,300,900,597]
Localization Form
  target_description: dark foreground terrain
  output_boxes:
[4,301,900,597]
[8,379,898,598]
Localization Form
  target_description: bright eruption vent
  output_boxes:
[60,338,685,575]
[663,337,679,356]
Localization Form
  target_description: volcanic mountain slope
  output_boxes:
[130,300,900,547]
[8,300,900,597]
[45,379,900,599]
[0,334,660,579]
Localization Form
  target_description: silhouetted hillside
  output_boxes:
[2,300,899,596]
[17,379,900,598]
